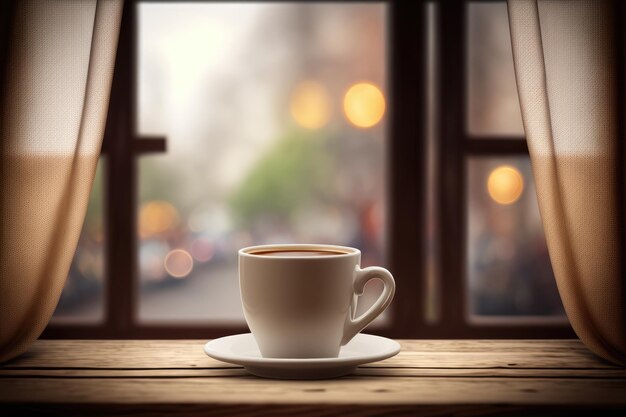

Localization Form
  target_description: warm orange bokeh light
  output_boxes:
[290,81,331,129]
[487,166,524,205]
[164,249,194,278]
[139,201,179,238]
[343,82,385,128]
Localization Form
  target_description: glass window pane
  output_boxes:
[137,3,388,324]
[466,157,565,321]
[51,159,105,323]
[467,2,524,136]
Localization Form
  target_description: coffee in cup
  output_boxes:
[239,244,395,358]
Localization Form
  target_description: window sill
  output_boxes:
[1,339,624,415]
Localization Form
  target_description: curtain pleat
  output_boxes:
[508,0,626,365]
[0,0,122,363]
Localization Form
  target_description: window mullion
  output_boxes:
[388,0,426,338]
[102,0,138,336]
[437,0,467,337]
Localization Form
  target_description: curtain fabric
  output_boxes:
[0,0,122,362]
[508,0,626,365]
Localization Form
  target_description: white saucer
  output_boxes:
[204,333,400,379]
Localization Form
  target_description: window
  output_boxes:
[431,0,571,337]
[47,1,573,339]
[135,2,387,324]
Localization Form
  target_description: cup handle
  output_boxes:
[341,266,395,345]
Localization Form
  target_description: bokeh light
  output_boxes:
[164,249,194,278]
[487,165,524,205]
[139,200,180,238]
[190,237,214,262]
[290,80,331,129]
[343,82,385,128]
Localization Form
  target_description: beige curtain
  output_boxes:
[0,0,122,362]
[508,0,626,365]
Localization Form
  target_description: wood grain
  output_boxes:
[3,339,616,369]
[6,404,625,417]
[1,376,625,405]
[1,339,624,416]
[3,366,626,378]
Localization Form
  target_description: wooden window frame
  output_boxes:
[436,0,573,338]
[43,0,575,340]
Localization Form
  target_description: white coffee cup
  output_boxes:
[239,244,395,358]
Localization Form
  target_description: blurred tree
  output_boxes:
[229,131,332,227]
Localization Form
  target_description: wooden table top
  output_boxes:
[1,339,625,416]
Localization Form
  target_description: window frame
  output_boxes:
[435,0,573,338]
[44,0,425,339]
[43,0,575,339]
